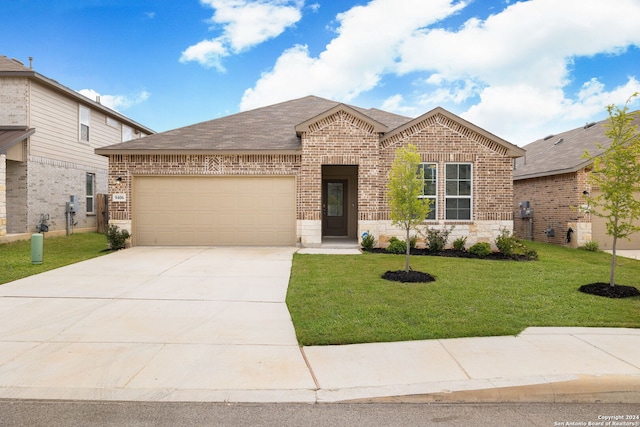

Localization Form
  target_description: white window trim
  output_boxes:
[86,173,95,215]
[419,162,438,221]
[444,162,473,221]
[79,105,90,142]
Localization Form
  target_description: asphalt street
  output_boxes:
[1,401,639,427]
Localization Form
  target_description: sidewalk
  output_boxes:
[0,247,638,403]
[303,327,640,403]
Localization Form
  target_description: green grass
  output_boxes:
[0,233,110,285]
[286,241,640,346]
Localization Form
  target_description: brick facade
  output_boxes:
[513,169,591,246]
[0,154,5,236]
[107,153,301,226]
[105,107,520,247]
[1,56,152,242]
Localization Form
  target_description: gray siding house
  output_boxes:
[0,55,153,242]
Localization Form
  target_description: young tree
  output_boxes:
[387,144,432,272]
[583,94,640,286]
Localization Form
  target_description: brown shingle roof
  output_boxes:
[513,113,640,180]
[0,126,35,153]
[96,96,414,154]
[0,56,32,72]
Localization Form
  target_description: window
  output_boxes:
[445,163,472,220]
[122,124,133,142]
[418,163,437,220]
[86,173,95,214]
[79,105,90,142]
[106,117,119,129]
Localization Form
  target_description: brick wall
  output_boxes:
[380,113,515,223]
[513,169,590,246]
[300,110,381,221]
[23,156,107,233]
[0,154,5,236]
[0,77,28,125]
[106,154,301,222]
[5,159,27,233]
[105,111,518,247]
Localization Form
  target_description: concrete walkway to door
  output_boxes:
[0,247,317,402]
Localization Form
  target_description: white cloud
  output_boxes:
[241,0,466,109]
[180,0,303,70]
[240,0,640,145]
[77,89,150,111]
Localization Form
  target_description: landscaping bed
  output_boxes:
[579,282,640,298]
[364,247,535,261]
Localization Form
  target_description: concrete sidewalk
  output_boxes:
[0,247,638,403]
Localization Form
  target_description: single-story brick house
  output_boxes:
[96,96,524,247]
[513,113,640,250]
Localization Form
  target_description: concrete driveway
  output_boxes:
[0,247,317,402]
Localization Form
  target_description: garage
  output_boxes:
[132,176,296,246]
[590,190,640,250]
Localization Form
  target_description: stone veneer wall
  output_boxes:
[513,169,590,247]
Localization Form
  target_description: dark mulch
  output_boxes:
[579,282,640,299]
[382,270,436,283]
[365,248,533,261]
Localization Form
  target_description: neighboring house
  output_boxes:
[513,114,640,250]
[96,95,524,247]
[0,55,153,242]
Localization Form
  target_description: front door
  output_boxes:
[322,179,348,236]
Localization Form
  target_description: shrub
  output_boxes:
[580,240,600,252]
[452,236,467,251]
[106,225,130,250]
[360,231,377,250]
[423,226,453,253]
[386,236,407,254]
[409,235,418,249]
[469,242,491,257]
[495,228,538,260]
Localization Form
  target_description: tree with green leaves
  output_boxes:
[386,144,432,272]
[583,93,640,287]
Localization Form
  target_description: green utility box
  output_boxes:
[31,233,43,265]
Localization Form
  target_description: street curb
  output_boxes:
[346,375,640,404]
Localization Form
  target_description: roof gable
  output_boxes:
[381,107,524,158]
[295,104,388,135]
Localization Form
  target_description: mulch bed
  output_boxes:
[364,248,534,261]
[578,282,640,299]
[382,270,436,283]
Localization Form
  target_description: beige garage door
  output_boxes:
[133,176,296,246]
[590,190,640,250]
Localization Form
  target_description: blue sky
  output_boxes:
[2,0,640,146]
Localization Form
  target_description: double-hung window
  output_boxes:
[418,163,437,220]
[445,163,472,220]
[86,173,95,214]
[79,105,90,142]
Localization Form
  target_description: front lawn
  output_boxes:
[0,233,110,285]
[286,241,640,346]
